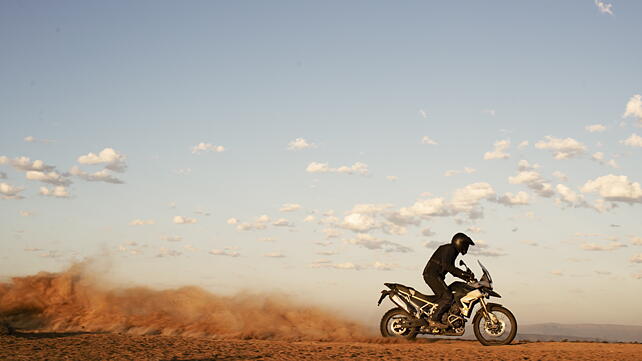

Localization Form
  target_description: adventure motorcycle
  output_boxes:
[377,260,517,346]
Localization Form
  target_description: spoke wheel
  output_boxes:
[473,305,517,346]
[380,308,418,340]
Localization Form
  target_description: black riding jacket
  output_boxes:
[423,243,468,280]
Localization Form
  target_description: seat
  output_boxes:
[386,282,440,303]
[411,289,441,303]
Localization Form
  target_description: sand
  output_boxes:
[1,332,641,361]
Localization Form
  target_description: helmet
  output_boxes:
[451,232,474,255]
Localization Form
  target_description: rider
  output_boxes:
[423,232,475,329]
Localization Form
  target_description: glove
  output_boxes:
[465,270,475,281]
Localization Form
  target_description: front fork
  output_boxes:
[479,298,499,324]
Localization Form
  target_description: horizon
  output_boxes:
[1,0,642,327]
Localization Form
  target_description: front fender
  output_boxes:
[486,302,503,308]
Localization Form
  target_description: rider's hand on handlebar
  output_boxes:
[465,270,475,281]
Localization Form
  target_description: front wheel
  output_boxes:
[473,305,517,346]
[379,308,418,340]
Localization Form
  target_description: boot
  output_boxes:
[428,319,449,329]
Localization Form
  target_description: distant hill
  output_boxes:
[457,322,642,343]
[518,323,642,343]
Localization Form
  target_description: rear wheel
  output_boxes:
[379,308,418,340]
[473,305,517,346]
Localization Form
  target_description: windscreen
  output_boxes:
[478,260,492,285]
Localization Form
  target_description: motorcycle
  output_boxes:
[377,260,517,346]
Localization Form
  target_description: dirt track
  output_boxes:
[1,333,641,361]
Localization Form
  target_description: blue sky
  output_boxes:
[1,1,642,326]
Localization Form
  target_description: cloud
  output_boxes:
[77,148,127,172]
[264,252,285,258]
[591,152,619,168]
[623,94,642,124]
[551,270,563,276]
[156,247,182,258]
[39,186,70,198]
[631,236,642,246]
[0,182,25,199]
[24,135,55,144]
[129,219,155,226]
[535,136,587,159]
[621,134,642,147]
[552,171,568,182]
[631,254,642,263]
[451,182,496,215]
[173,215,197,224]
[444,167,476,177]
[279,203,301,212]
[496,191,530,206]
[306,162,369,175]
[1,156,55,172]
[386,175,398,182]
[421,136,438,145]
[209,248,240,257]
[310,259,363,270]
[521,240,539,247]
[517,141,529,149]
[19,210,33,217]
[191,142,225,154]
[161,235,183,242]
[322,228,342,239]
[272,218,293,227]
[581,174,642,204]
[555,184,588,208]
[419,109,428,119]
[25,170,71,186]
[231,215,271,231]
[468,239,506,257]
[581,241,626,251]
[484,140,510,160]
[287,138,316,150]
[0,171,6,179]
[70,166,124,184]
[422,227,436,237]
[344,233,412,253]
[509,170,554,198]
[303,215,316,222]
[585,124,606,133]
[594,0,613,15]
[481,109,496,116]
[341,213,377,232]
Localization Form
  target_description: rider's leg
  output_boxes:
[423,274,452,328]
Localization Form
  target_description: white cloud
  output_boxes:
[623,94,642,124]
[322,228,342,239]
[349,203,392,215]
[372,261,396,271]
[39,186,70,198]
[591,152,619,168]
[157,247,182,258]
[581,174,642,204]
[631,236,642,246]
[226,218,239,225]
[0,182,25,199]
[306,162,369,175]
[535,136,587,159]
[421,228,436,237]
[24,135,54,143]
[419,109,428,119]
[451,182,496,214]
[421,136,438,145]
[631,254,642,263]
[594,0,613,15]
[26,170,71,186]
[496,191,530,206]
[129,219,155,226]
[1,156,55,172]
[173,215,197,224]
[466,226,482,233]
[310,260,363,271]
[191,142,225,154]
[272,218,293,227]
[555,184,589,208]
[481,109,496,116]
[303,215,316,222]
[287,138,316,150]
[209,248,240,257]
[161,235,183,242]
[444,167,476,177]
[19,210,33,217]
[517,160,539,171]
[518,141,529,149]
[484,140,510,160]
[581,241,626,251]
[551,270,563,276]
[552,171,568,182]
[77,148,127,172]
[342,213,377,232]
[264,252,285,258]
[509,170,554,197]
[621,134,642,147]
[585,124,606,133]
[232,215,271,231]
[70,166,124,184]
[386,175,398,182]
[279,203,301,212]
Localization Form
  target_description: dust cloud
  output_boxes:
[0,262,372,341]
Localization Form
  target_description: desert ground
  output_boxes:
[1,332,641,361]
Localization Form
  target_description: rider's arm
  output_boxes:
[441,247,469,280]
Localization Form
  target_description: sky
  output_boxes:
[1,0,642,326]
